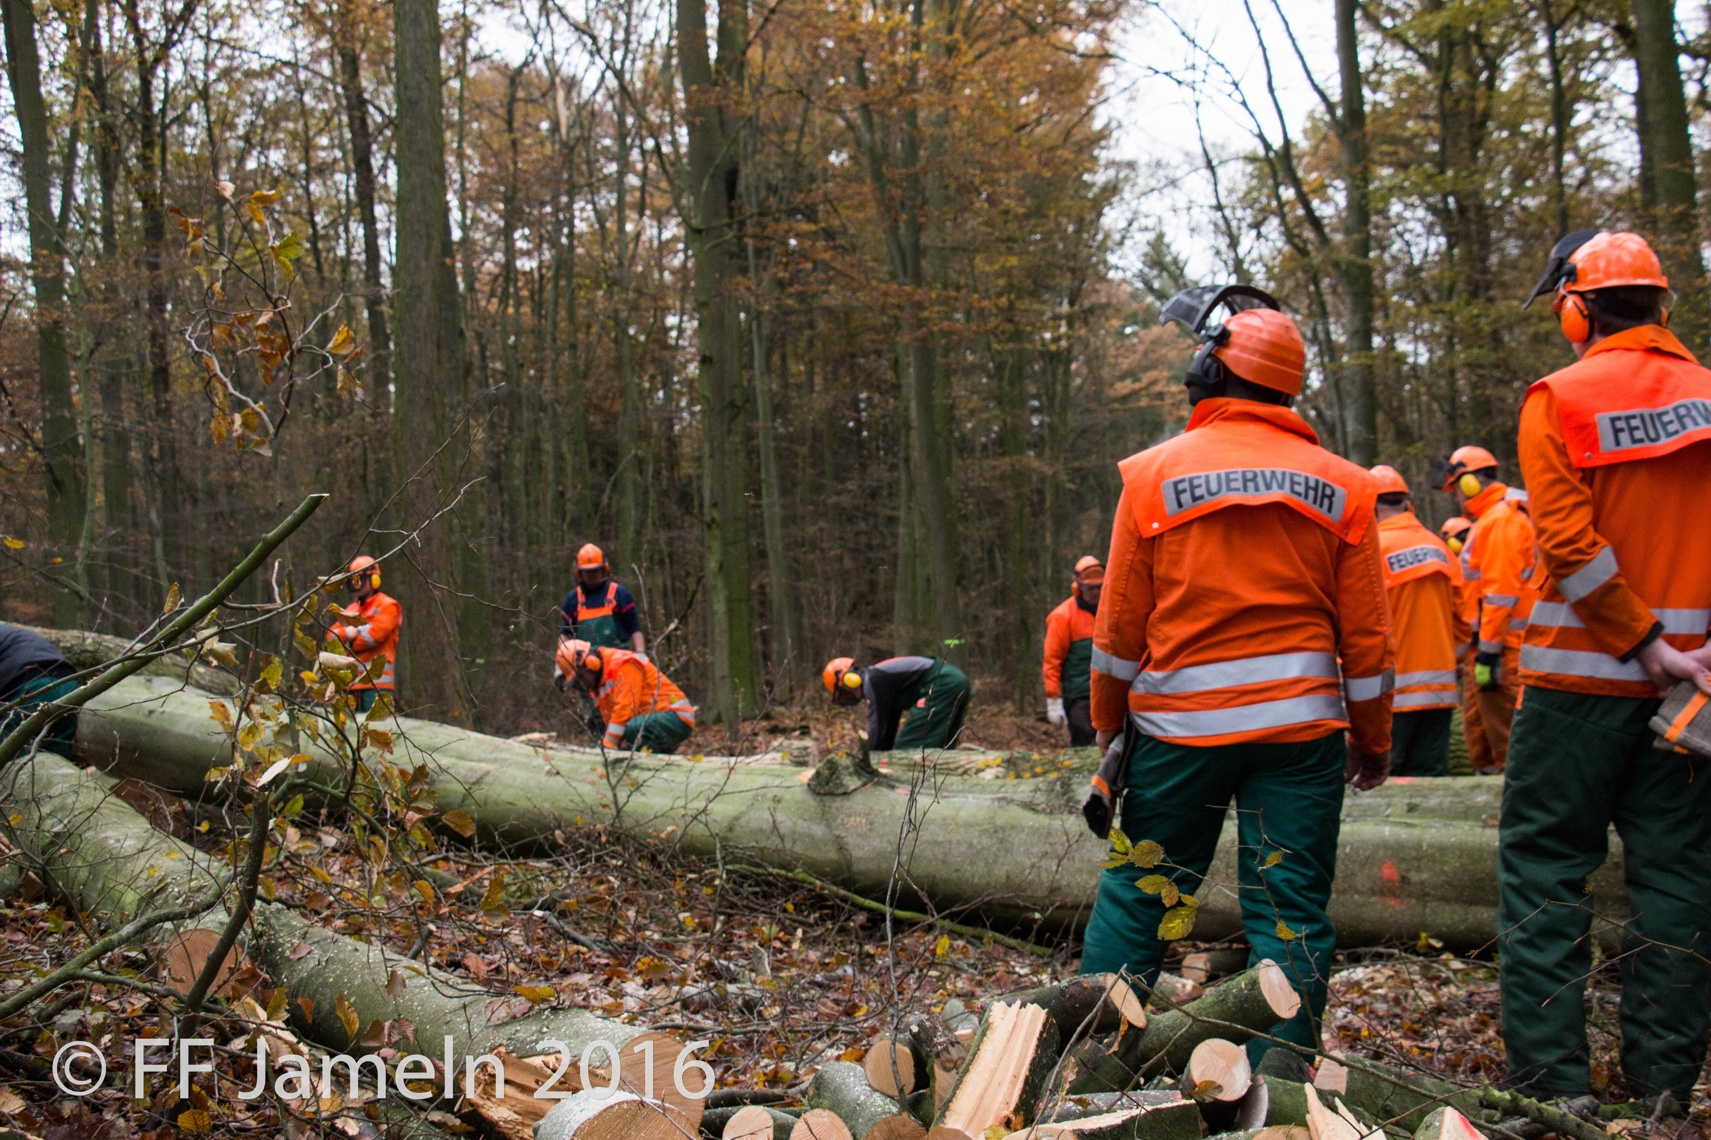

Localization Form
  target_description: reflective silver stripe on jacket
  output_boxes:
[1343,670,1395,702]
[1130,694,1348,739]
[1091,647,1140,681]
[1518,645,1648,683]
[1529,602,1710,636]
[1477,638,1503,655]
[1484,593,1519,608]
[1556,546,1618,603]
[1132,651,1338,696]
[1462,567,1481,581]
[1394,669,1456,689]
[1509,619,1528,631]
[1392,690,1458,710]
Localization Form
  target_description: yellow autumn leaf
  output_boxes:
[1135,874,1170,895]
[2,537,22,549]
[413,880,435,905]
[1158,905,1198,941]
[177,1108,212,1133]
[479,873,509,914]
[1276,920,1298,941]
[514,984,556,1004]
[258,656,283,692]
[934,934,951,959]
[335,993,360,1041]
[1264,850,1285,869]
[209,700,235,730]
[1128,839,1164,869]
[442,810,476,838]
[162,583,180,613]
[327,325,356,355]
[249,188,281,208]
[1107,827,1132,854]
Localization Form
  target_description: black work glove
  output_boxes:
[1475,651,1502,691]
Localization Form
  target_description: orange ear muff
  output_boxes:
[1458,472,1483,497]
[1555,291,1590,343]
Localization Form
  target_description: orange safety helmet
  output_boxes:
[822,657,861,696]
[1212,308,1307,396]
[1525,230,1669,344]
[1073,555,1105,583]
[348,555,381,591]
[576,543,607,572]
[1368,465,1409,496]
[1439,445,1499,492]
[557,638,601,677]
[1439,516,1472,554]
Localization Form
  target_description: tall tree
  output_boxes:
[1334,0,1376,465]
[3,0,86,621]
[676,0,760,727]
[1629,0,1706,353]
[392,0,469,716]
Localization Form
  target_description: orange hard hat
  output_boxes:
[557,638,600,676]
[349,555,377,574]
[1441,445,1499,491]
[1212,308,1306,396]
[823,657,860,695]
[1369,465,1409,496]
[576,543,606,571]
[347,555,380,590]
[1561,232,1668,295]
[1439,517,1472,540]
[1073,555,1105,583]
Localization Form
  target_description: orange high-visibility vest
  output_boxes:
[1043,595,1097,700]
[1378,512,1459,712]
[586,647,696,749]
[1090,399,1393,752]
[330,592,400,691]
[1518,324,1711,697]
[1462,482,1538,655]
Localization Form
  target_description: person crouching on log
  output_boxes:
[1079,285,1393,1058]
[555,639,696,754]
[822,655,971,755]
[0,624,80,755]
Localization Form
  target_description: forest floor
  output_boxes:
[5,799,1700,1138]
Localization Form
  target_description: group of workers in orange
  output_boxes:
[1064,230,1711,1113]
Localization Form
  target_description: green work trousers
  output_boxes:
[1,675,79,757]
[1390,708,1452,778]
[894,662,971,751]
[1499,685,1711,1099]
[622,711,693,755]
[1080,730,1347,1054]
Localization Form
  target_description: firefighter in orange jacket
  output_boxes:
[1043,556,1103,747]
[1440,516,1491,771]
[1371,466,1459,776]
[555,640,696,753]
[1440,445,1536,772]
[1499,231,1711,1105]
[1080,286,1393,1058]
[326,555,399,713]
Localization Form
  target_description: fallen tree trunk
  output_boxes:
[67,672,1632,951]
[0,750,702,1137]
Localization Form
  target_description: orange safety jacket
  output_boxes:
[1452,545,1478,653]
[571,646,696,749]
[1517,324,1711,697]
[1461,482,1537,656]
[328,592,400,691]
[1090,399,1394,753]
[1043,595,1097,701]
[1378,511,1460,712]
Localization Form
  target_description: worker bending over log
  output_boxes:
[823,655,971,753]
[1439,445,1536,772]
[1501,230,1711,1107]
[1371,466,1460,776]
[1043,556,1104,746]
[1080,285,1393,1056]
[0,623,78,754]
[556,640,696,753]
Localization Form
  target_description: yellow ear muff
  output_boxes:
[841,671,863,690]
[1447,537,1464,554]
[370,569,381,590]
[1459,473,1483,497]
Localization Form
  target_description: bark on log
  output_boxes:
[807,1060,908,1138]
[0,750,702,1136]
[1035,1092,1202,1140]
[67,673,1633,950]
[1312,1055,1491,1131]
[998,974,1145,1043]
[1238,1076,1312,1130]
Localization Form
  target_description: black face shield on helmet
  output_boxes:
[1156,284,1284,404]
[1522,229,1601,309]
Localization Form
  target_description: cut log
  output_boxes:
[0,750,702,1139]
[902,1011,967,1112]
[808,1061,906,1138]
[64,671,1635,952]
[998,974,1146,1042]
[932,1000,1059,1137]
[1413,1107,1484,1140]
[1075,962,1300,1093]
[1038,1092,1201,1140]
[1305,1086,1366,1140]
[1313,1054,1490,1131]
[865,1118,927,1140]
[1238,1076,1311,1130]
[722,1104,797,1139]
[791,1109,855,1140]
[864,1034,918,1098]
[1183,1038,1250,1103]
[533,1090,693,1140]
[1178,949,1250,986]
[1217,1128,1313,1140]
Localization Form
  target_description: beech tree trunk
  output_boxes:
[1334,0,1376,466]
[58,666,1633,953]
